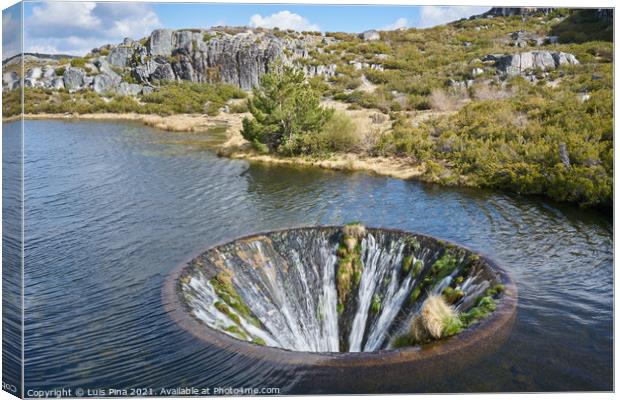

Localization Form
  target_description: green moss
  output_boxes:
[214,301,241,325]
[402,255,413,275]
[431,252,459,281]
[252,337,266,346]
[352,266,362,286]
[409,287,421,302]
[335,225,365,311]
[468,254,480,263]
[442,287,464,304]
[337,243,348,258]
[412,260,424,276]
[442,315,463,337]
[224,325,248,340]
[485,283,505,297]
[392,334,415,348]
[371,294,381,314]
[210,273,260,327]
[477,296,497,312]
[459,296,497,327]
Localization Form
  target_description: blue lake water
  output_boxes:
[3,120,613,393]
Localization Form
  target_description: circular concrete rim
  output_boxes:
[162,226,518,367]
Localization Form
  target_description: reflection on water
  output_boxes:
[7,119,612,393]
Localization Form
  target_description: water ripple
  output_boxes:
[2,120,611,392]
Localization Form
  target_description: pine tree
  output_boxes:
[241,63,333,155]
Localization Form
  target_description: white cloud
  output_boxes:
[3,9,21,60]
[418,6,490,28]
[24,1,161,55]
[381,17,409,31]
[29,2,101,32]
[249,10,319,32]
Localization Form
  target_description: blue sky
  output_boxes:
[13,2,490,56]
[148,3,487,32]
[2,3,21,59]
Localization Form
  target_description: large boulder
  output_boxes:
[3,71,20,91]
[42,65,56,79]
[63,67,86,91]
[489,51,579,76]
[360,30,380,41]
[50,77,65,90]
[133,59,175,83]
[26,67,43,80]
[148,29,174,56]
[303,63,337,78]
[174,30,195,53]
[552,52,579,66]
[93,57,117,76]
[92,72,122,94]
[484,7,554,17]
[108,46,134,67]
[116,82,142,96]
[83,75,94,87]
[115,82,143,96]
[509,31,546,48]
[180,32,286,89]
[151,62,175,81]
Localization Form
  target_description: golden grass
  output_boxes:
[405,294,459,344]
[419,294,457,339]
[343,223,366,239]
[13,101,427,181]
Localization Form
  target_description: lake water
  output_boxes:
[3,120,613,393]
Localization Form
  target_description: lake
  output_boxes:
[3,120,613,393]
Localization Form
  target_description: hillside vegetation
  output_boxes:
[3,8,613,208]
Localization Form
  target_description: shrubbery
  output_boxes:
[12,81,246,117]
[241,64,335,155]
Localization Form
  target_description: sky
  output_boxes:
[4,1,491,57]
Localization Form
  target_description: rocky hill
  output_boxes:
[4,27,339,94]
[4,7,607,96]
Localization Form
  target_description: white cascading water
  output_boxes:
[179,228,495,353]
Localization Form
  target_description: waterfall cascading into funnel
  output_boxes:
[174,226,510,353]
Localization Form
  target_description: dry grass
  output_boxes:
[401,293,461,346]
[472,82,514,101]
[19,112,246,133]
[429,88,469,112]
[343,223,366,239]
[419,294,457,339]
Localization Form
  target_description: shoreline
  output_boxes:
[6,112,428,181]
[5,112,241,133]
[4,112,613,212]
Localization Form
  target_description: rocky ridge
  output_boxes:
[3,22,581,95]
[3,28,343,94]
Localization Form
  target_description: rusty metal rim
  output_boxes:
[162,225,518,367]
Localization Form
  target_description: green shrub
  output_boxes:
[299,112,359,154]
[241,63,334,155]
[70,58,88,68]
